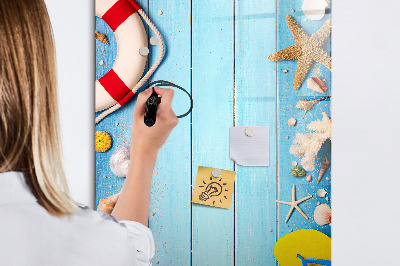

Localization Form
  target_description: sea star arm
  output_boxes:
[286,15,308,44]
[285,206,295,223]
[267,45,301,61]
[297,195,313,204]
[310,19,332,47]
[294,205,309,219]
[276,200,292,205]
[312,47,332,71]
[293,56,313,89]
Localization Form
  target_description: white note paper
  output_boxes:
[230,126,270,166]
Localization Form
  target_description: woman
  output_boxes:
[0,0,178,265]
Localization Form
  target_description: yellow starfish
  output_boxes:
[268,15,332,89]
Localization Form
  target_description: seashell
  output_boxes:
[97,194,119,214]
[288,118,297,126]
[317,157,330,184]
[314,204,331,226]
[307,77,328,94]
[95,30,110,45]
[110,146,131,177]
[317,188,327,197]
[306,175,312,182]
[302,0,329,21]
[291,166,306,177]
[295,96,331,115]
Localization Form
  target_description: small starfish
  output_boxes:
[268,15,332,89]
[276,184,312,223]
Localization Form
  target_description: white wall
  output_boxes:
[45,0,94,208]
[333,0,400,264]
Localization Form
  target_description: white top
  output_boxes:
[0,172,155,266]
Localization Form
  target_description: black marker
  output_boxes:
[144,88,158,127]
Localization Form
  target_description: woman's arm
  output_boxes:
[111,87,178,225]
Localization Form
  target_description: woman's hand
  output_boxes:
[111,87,178,225]
[130,87,179,158]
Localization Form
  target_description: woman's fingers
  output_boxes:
[153,87,175,106]
[133,88,153,118]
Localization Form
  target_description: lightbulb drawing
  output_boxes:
[199,182,222,201]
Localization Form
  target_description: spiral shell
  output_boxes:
[314,204,331,226]
[110,146,131,177]
[95,30,110,45]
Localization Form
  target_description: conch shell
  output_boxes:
[295,96,331,115]
[95,30,110,45]
[307,77,328,94]
[97,194,119,214]
[317,157,330,184]
[314,204,331,226]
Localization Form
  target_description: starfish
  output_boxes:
[276,184,312,223]
[268,15,332,89]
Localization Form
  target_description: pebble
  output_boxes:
[139,46,149,56]
[150,212,156,216]
[326,197,329,201]
[158,10,163,15]
[317,202,321,205]
[326,177,330,181]
[269,228,273,232]
[291,8,295,12]
[306,175,312,182]
[99,60,104,65]
[109,185,112,188]
[283,69,288,73]
[292,161,298,166]
[150,36,159,46]
[288,118,297,126]
[286,136,290,139]
[116,122,119,126]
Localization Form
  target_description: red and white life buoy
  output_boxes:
[95,0,164,123]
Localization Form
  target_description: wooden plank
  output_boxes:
[191,0,235,264]
[276,0,332,243]
[234,0,277,265]
[95,0,191,265]
[146,0,192,265]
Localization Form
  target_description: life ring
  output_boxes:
[95,0,164,123]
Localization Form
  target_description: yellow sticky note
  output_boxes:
[192,166,236,209]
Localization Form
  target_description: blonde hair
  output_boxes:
[0,0,76,216]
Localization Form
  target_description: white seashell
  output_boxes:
[306,175,312,182]
[292,161,298,166]
[288,118,297,126]
[317,188,327,197]
[314,204,331,226]
[302,0,329,21]
[307,77,327,94]
[110,146,131,177]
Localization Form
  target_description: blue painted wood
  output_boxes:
[146,0,192,265]
[95,0,333,265]
[277,0,331,242]
[191,0,235,265]
[234,0,277,265]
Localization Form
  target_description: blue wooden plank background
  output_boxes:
[95,0,331,265]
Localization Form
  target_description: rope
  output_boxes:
[95,8,165,124]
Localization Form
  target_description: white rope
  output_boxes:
[95,9,165,124]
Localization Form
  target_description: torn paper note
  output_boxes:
[230,126,270,166]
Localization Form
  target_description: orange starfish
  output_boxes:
[268,15,332,89]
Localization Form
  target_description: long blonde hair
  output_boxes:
[0,0,76,216]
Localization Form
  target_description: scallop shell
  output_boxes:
[97,194,119,214]
[288,118,297,126]
[317,188,327,197]
[314,204,331,226]
[307,77,327,94]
